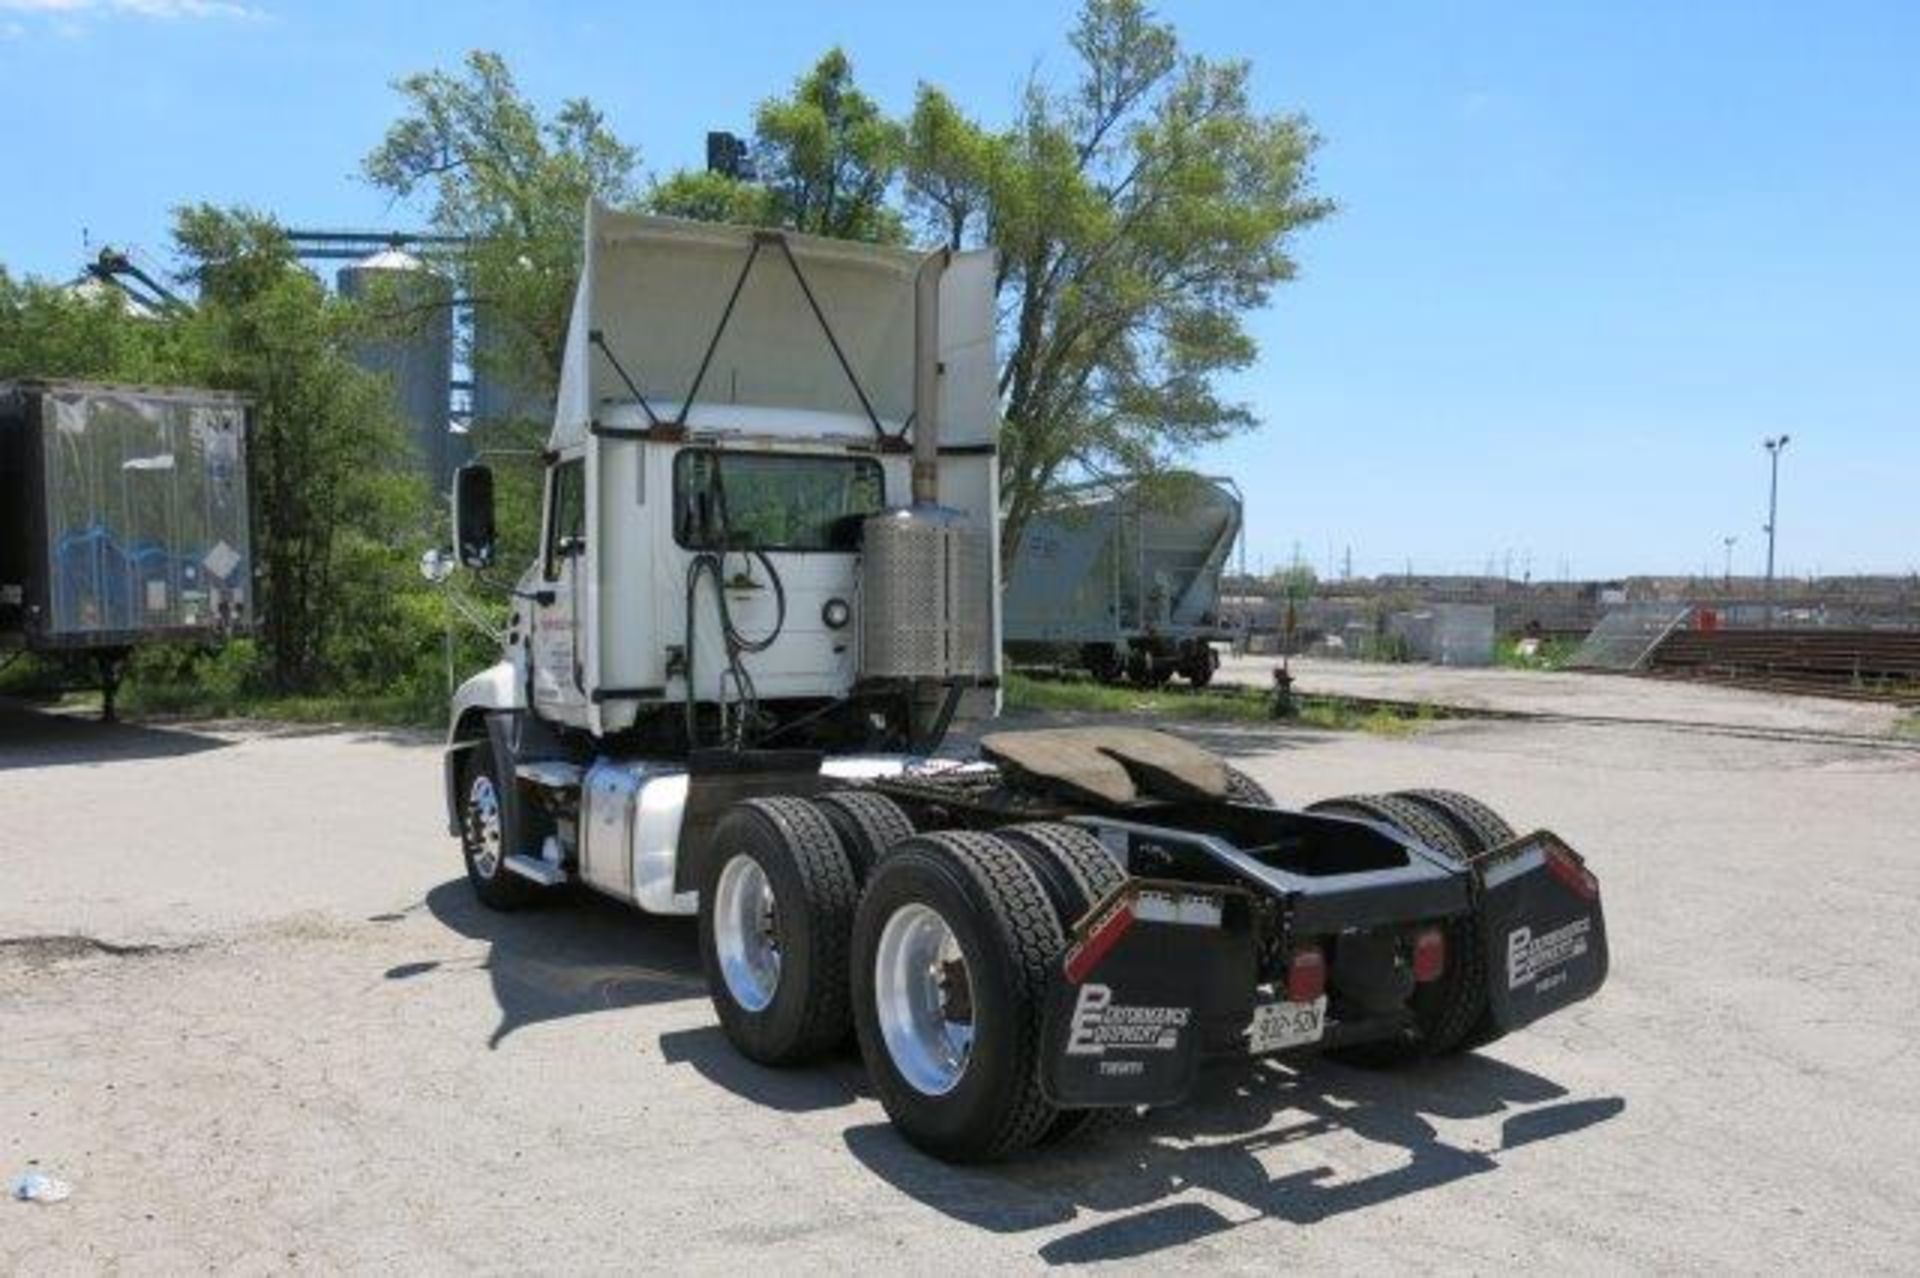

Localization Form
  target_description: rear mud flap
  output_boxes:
[1476,830,1609,1032]
[1039,883,1252,1109]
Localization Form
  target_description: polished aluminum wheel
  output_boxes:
[874,903,975,1096]
[466,772,503,879]
[714,854,781,1012]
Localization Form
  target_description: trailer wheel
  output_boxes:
[459,740,539,911]
[1224,765,1275,807]
[998,823,1133,1147]
[814,790,916,880]
[1304,792,1490,1064]
[1182,643,1218,688]
[851,831,1063,1162]
[699,797,858,1066]
[1083,644,1125,685]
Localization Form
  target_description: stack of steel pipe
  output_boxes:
[1645,629,1920,703]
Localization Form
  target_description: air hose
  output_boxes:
[682,461,787,749]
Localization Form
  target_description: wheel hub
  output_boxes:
[714,855,781,1012]
[874,903,975,1096]
[466,773,502,879]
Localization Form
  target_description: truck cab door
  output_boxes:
[530,456,590,726]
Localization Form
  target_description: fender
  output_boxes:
[443,660,525,835]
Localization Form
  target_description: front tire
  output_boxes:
[852,831,1064,1162]
[460,740,538,911]
[699,797,858,1066]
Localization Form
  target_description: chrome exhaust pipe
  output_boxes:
[911,247,951,507]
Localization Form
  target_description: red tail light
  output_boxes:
[1063,903,1135,984]
[1545,844,1600,901]
[1411,926,1446,983]
[1285,945,1326,1003]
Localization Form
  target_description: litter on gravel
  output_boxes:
[10,1171,73,1204]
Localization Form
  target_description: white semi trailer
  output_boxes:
[440,205,1609,1162]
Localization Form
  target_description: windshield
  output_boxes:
[673,450,885,552]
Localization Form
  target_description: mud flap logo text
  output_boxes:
[1064,983,1191,1056]
[1507,917,1592,989]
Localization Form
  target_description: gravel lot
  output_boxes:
[4,684,1918,1272]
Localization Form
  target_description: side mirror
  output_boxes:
[452,464,496,570]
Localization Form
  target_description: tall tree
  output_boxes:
[0,269,183,382]
[170,206,422,691]
[363,51,639,401]
[647,5,1330,562]
[906,0,1333,560]
[751,49,906,243]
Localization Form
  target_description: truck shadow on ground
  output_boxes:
[409,875,1623,1264]
[414,879,708,1048]
[844,1052,1625,1265]
[0,699,232,769]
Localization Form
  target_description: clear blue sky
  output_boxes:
[4,0,1914,579]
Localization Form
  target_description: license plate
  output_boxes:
[1247,996,1327,1054]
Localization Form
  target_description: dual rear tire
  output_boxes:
[697,797,1129,1161]
[1305,788,1516,1065]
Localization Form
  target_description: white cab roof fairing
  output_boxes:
[551,203,998,454]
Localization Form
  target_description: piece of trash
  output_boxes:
[10,1172,72,1203]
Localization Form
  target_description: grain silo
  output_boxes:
[337,249,454,487]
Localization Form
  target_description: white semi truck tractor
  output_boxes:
[440,205,1610,1162]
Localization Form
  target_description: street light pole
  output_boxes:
[1762,435,1791,625]
[1722,535,1737,592]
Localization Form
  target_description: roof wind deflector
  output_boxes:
[670,230,888,441]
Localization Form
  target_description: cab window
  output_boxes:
[543,458,586,579]
[672,451,884,552]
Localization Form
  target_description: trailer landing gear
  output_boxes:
[94,648,130,723]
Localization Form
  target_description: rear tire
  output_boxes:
[997,823,1132,1148]
[459,740,538,911]
[1389,789,1517,1051]
[1304,792,1491,1065]
[814,790,915,880]
[851,831,1064,1162]
[699,797,858,1066]
[1223,764,1275,807]
[1394,788,1515,851]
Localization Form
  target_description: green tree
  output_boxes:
[0,269,183,382]
[169,205,425,692]
[363,50,639,402]
[648,5,1330,564]
[647,169,777,227]
[752,49,906,242]
[906,0,1332,561]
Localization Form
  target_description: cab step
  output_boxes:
[516,760,585,790]
[503,853,569,886]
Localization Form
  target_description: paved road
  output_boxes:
[1217,655,1907,739]
[4,699,1917,1271]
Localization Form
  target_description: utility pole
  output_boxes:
[1721,535,1737,592]
[1763,435,1791,625]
